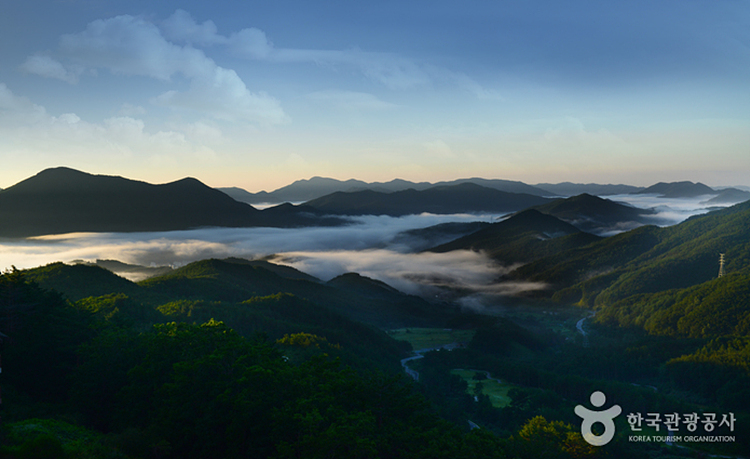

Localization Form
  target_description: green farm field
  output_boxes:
[451,369,514,408]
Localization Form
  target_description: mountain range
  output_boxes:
[635,181,716,198]
[704,187,750,204]
[0,167,342,237]
[503,198,750,336]
[527,193,656,234]
[2,167,749,239]
[219,176,552,203]
[534,182,643,196]
[301,183,554,216]
[411,195,750,339]
[25,257,454,329]
[222,176,750,205]
[429,209,602,264]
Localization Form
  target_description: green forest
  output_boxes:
[1,253,747,458]
[1,200,750,458]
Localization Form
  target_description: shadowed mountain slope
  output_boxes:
[25,262,144,301]
[0,167,341,237]
[391,221,493,251]
[20,261,412,374]
[303,183,553,216]
[512,199,750,308]
[529,193,655,234]
[139,258,451,328]
[24,257,453,329]
[704,188,750,205]
[635,181,715,198]
[429,209,602,264]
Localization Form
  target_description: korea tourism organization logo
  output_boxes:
[574,391,621,446]
[575,391,737,447]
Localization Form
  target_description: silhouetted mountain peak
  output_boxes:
[428,208,596,262]
[0,168,343,237]
[504,208,578,231]
[525,193,655,234]
[7,167,136,195]
[304,183,553,216]
[636,181,715,198]
[328,272,400,294]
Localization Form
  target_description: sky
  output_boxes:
[1,0,749,192]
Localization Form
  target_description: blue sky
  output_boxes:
[1,0,748,191]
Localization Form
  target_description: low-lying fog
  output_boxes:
[0,194,740,305]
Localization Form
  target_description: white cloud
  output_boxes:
[179,121,224,144]
[0,214,526,302]
[160,10,499,95]
[24,14,287,125]
[449,71,504,100]
[161,9,224,46]
[227,28,274,59]
[306,90,398,111]
[19,54,81,84]
[0,82,218,163]
[0,83,48,123]
[162,9,273,59]
[60,15,192,81]
[118,103,147,116]
[270,48,431,90]
[153,66,288,124]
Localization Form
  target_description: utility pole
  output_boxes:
[718,253,726,278]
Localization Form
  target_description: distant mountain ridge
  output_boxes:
[221,176,750,206]
[5,168,748,239]
[0,167,342,237]
[220,176,552,204]
[302,182,554,216]
[704,188,750,205]
[534,182,644,196]
[634,181,715,198]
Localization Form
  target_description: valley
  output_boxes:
[1,169,749,458]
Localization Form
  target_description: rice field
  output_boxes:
[451,369,514,408]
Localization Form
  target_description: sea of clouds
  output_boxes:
[0,194,741,305]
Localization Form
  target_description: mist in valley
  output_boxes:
[0,194,738,306]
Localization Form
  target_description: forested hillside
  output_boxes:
[2,252,748,457]
[2,202,749,458]
[0,262,621,459]
[502,200,750,424]
[511,199,750,308]
[430,209,602,263]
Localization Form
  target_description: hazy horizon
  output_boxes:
[2,166,750,195]
[1,1,748,191]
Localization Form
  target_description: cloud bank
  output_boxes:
[0,213,521,305]
[0,196,729,306]
[23,13,288,125]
